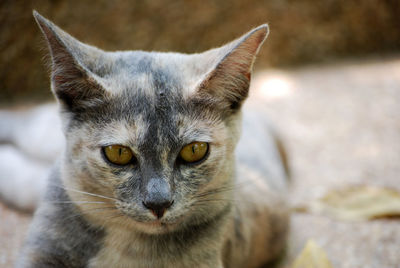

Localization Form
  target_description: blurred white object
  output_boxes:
[0,103,63,211]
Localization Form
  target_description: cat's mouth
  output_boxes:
[115,208,186,233]
[113,200,190,233]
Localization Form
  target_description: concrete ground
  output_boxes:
[1,57,399,267]
[250,57,400,268]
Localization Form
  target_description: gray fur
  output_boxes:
[18,11,289,268]
[16,167,105,267]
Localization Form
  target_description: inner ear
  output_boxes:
[193,24,269,113]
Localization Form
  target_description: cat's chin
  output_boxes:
[133,219,182,234]
[110,212,186,234]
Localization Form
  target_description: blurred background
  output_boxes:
[1,1,400,268]
[1,0,400,105]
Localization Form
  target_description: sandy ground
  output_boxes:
[0,203,31,267]
[1,57,399,267]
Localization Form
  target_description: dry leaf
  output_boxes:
[308,186,400,221]
[291,240,333,268]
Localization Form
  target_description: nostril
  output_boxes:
[142,200,174,219]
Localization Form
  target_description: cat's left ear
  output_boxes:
[195,25,268,112]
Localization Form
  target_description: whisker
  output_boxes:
[49,183,118,201]
[195,187,235,198]
[192,200,233,208]
[46,201,107,204]
[63,206,117,222]
[194,180,255,199]
[103,212,126,222]
[195,198,236,203]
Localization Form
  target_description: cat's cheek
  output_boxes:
[64,148,121,197]
[179,168,211,187]
[176,146,227,193]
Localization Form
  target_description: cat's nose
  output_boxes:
[143,178,173,219]
[143,199,174,219]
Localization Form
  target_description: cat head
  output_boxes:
[34,11,268,234]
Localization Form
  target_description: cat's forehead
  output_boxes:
[101,51,203,99]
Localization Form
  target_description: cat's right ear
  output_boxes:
[33,11,108,111]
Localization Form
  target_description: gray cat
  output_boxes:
[17,11,289,268]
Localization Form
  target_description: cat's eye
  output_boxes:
[103,145,135,166]
[179,142,209,164]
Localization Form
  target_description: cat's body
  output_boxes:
[14,11,289,268]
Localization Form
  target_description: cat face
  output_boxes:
[62,59,237,233]
[34,11,268,234]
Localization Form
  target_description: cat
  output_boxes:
[14,10,290,268]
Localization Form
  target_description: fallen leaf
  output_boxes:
[308,186,400,221]
[291,240,333,268]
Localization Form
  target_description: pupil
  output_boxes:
[119,147,122,156]
[192,145,196,154]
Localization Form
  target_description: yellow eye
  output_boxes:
[103,145,134,166]
[179,142,209,164]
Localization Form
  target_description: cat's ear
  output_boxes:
[33,10,108,111]
[195,25,268,113]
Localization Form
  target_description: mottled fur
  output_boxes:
[17,11,289,268]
